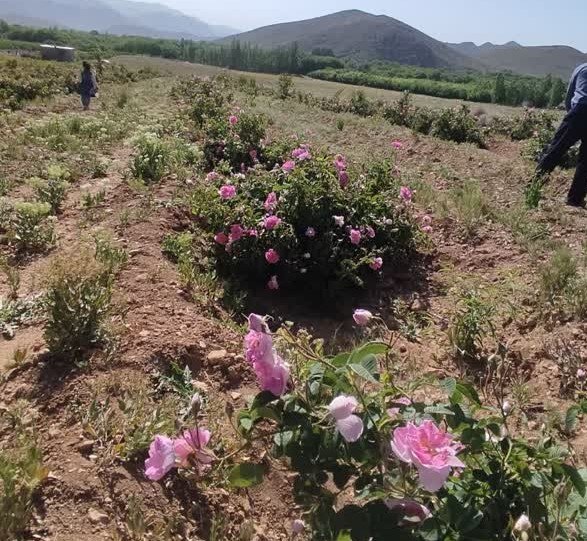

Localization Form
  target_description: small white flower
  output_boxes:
[303,253,311,259]
[300,268,307,274]
[502,400,512,415]
[514,514,531,532]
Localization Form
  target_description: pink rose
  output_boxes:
[206,171,220,182]
[214,232,229,245]
[391,140,404,150]
[229,224,245,243]
[229,115,238,126]
[244,313,290,395]
[282,160,296,173]
[369,257,383,271]
[353,309,373,326]
[305,227,316,238]
[399,186,413,203]
[145,435,176,481]
[265,249,280,264]
[333,215,345,227]
[328,395,364,442]
[365,226,375,239]
[334,154,347,172]
[391,420,465,492]
[268,275,279,290]
[422,214,432,226]
[422,225,433,234]
[263,215,282,230]
[349,229,361,245]
[173,427,214,471]
[292,146,311,161]
[386,396,412,416]
[264,192,278,212]
[219,185,236,200]
[385,499,431,525]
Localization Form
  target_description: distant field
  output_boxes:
[113,55,525,117]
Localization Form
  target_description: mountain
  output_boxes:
[0,0,238,39]
[449,41,587,78]
[223,10,483,71]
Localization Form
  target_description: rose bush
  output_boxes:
[189,148,416,299]
[229,314,587,541]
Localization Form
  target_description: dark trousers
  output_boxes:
[538,104,587,203]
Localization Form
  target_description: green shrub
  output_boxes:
[382,91,414,127]
[448,290,495,359]
[0,434,46,539]
[44,251,113,362]
[202,111,267,173]
[348,90,377,117]
[173,77,231,128]
[539,247,578,306]
[29,164,71,214]
[492,108,557,141]
[430,105,485,147]
[276,73,294,100]
[10,202,55,253]
[131,133,171,184]
[191,150,416,299]
[230,323,587,540]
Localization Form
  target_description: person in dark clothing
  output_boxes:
[536,63,587,207]
[79,61,98,111]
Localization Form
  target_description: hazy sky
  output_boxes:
[142,0,587,51]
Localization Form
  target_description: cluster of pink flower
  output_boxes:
[391,420,465,492]
[334,154,349,188]
[291,144,311,162]
[214,223,257,248]
[391,140,404,150]
[145,426,214,481]
[244,314,290,396]
[399,186,413,203]
[421,214,433,234]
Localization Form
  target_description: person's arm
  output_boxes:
[565,72,576,112]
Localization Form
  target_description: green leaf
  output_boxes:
[454,382,481,405]
[424,405,455,416]
[228,463,265,488]
[251,406,281,423]
[562,463,586,497]
[565,405,581,434]
[348,342,388,366]
[349,363,378,384]
[331,352,351,367]
[336,532,352,541]
[239,417,253,432]
[440,378,457,397]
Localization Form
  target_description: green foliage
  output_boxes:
[492,107,558,141]
[448,290,495,359]
[445,181,492,238]
[191,153,415,299]
[131,133,171,184]
[430,105,486,147]
[525,176,544,209]
[234,329,587,540]
[309,65,564,107]
[276,73,294,99]
[29,164,71,214]
[10,202,55,254]
[82,384,179,460]
[43,250,113,363]
[0,426,46,540]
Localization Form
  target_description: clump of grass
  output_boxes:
[498,205,549,251]
[448,181,492,238]
[276,73,294,100]
[131,133,172,184]
[93,232,128,274]
[336,118,345,131]
[82,381,179,461]
[43,249,114,363]
[10,202,56,254]
[0,406,46,540]
[29,164,71,214]
[539,247,577,306]
[448,290,495,360]
[525,176,544,209]
[0,256,20,301]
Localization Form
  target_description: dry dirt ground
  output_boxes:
[1,63,587,540]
